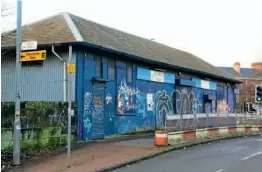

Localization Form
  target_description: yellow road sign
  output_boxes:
[20,50,46,62]
[67,63,76,73]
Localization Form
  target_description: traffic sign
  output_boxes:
[20,50,46,62]
[21,41,37,51]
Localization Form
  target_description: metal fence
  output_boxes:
[1,107,77,151]
[164,113,262,131]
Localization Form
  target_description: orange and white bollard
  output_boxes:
[154,130,168,146]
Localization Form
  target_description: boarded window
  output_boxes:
[127,63,133,83]
[108,58,115,80]
[95,55,102,78]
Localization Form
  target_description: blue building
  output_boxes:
[1,13,240,141]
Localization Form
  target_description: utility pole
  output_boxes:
[13,0,22,165]
[67,46,73,167]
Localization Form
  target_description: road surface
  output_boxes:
[113,136,262,172]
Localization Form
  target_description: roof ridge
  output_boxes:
[63,13,84,42]
[217,67,240,81]
[1,12,64,35]
[69,13,193,55]
[70,13,216,67]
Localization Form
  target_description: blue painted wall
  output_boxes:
[76,50,237,141]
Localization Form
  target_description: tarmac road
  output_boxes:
[113,136,262,172]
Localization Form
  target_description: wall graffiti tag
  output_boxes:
[84,92,92,116]
[49,109,67,127]
[83,118,92,133]
[155,90,172,127]
[154,88,203,128]
[105,94,112,104]
[175,88,194,114]
[92,95,104,120]
[83,92,92,133]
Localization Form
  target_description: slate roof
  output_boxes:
[1,12,239,83]
[219,67,262,79]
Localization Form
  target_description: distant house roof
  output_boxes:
[1,12,239,83]
[219,67,262,80]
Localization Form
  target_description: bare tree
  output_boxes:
[236,79,259,112]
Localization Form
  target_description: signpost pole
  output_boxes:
[13,0,22,165]
[67,46,73,167]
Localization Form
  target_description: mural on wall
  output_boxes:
[83,92,92,133]
[117,81,139,115]
[217,99,229,113]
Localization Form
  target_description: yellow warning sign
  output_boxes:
[20,50,46,61]
[67,63,76,73]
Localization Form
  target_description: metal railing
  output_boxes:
[164,113,262,131]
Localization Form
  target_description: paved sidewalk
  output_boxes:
[13,138,160,172]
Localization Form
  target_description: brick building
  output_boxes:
[219,62,262,112]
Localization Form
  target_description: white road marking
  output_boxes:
[241,151,262,160]
[216,169,223,172]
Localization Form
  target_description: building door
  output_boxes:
[91,81,105,139]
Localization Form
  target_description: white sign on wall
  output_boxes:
[151,70,164,82]
[21,41,37,51]
[201,80,210,89]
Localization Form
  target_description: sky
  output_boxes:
[1,0,262,67]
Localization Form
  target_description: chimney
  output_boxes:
[251,62,262,71]
[233,62,241,73]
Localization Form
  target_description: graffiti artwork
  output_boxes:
[192,94,202,114]
[83,118,92,133]
[105,94,112,104]
[217,99,229,113]
[117,81,139,115]
[83,92,92,133]
[92,95,104,120]
[147,93,154,111]
[84,92,92,115]
[155,90,173,127]
[154,88,203,129]
[49,109,67,127]
[175,88,203,114]
[175,88,195,114]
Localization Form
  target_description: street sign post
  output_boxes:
[20,50,46,61]
[21,41,37,51]
[67,46,73,167]
[13,0,22,165]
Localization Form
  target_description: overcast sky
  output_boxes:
[2,0,262,67]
